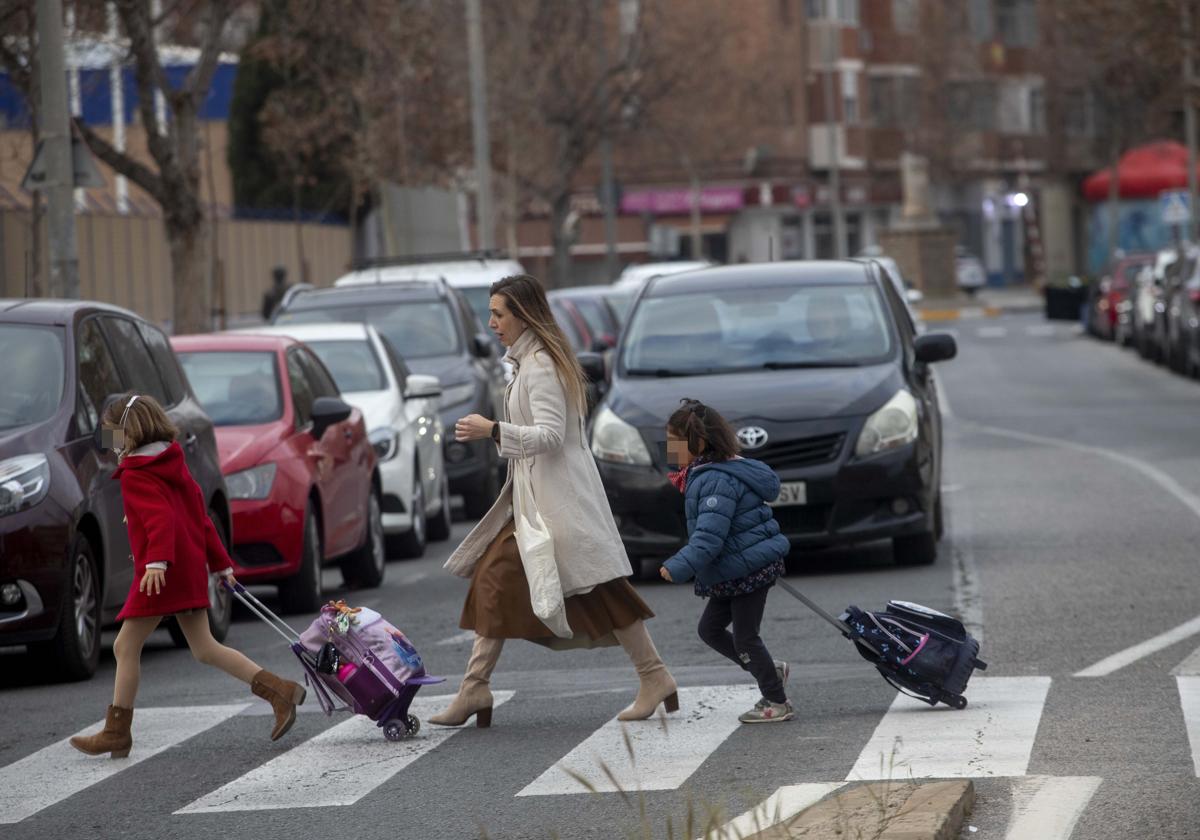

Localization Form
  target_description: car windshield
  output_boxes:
[177,351,282,426]
[277,301,460,359]
[621,283,894,376]
[0,325,64,430]
[306,339,386,393]
[458,286,493,332]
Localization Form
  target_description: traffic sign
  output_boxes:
[1160,190,1191,226]
[21,135,105,193]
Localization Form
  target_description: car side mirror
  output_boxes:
[405,373,442,400]
[577,351,606,383]
[311,396,353,440]
[914,333,957,364]
[473,334,494,358]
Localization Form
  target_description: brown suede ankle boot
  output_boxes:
[614,620,679,721]
[429,635,503,728]
[70,705,134,758]
[251,669,306,740]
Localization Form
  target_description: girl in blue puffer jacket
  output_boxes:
[660,398,793,723]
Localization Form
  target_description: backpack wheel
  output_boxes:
[406,714,421,736]
[950,695,968,710]
[383,720,408,741]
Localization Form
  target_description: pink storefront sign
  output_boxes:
[620,186,745,215]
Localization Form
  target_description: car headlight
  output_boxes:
[440,382,476,409]
[0,454,51,517]
[369,428,400,462]
[855,389,919,457]
[590,406,652,466]
[225,463,277,500]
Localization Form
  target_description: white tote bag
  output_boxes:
[512,460,572,639]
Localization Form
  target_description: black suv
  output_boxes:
[273,280,506,517]
[0,300,232,679]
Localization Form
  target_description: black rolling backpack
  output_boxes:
[777,580,987,709]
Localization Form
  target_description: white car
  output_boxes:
[244,322,451,558]
[335,256,523,377]
[612,260,713,291]
[955,249,986,296]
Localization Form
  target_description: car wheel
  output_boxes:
[463,453,500,520]
[893,532,937,566]
[278,502,323,614]
[342,492,386,588]
[427,474,453,542]
[36,533,101,681]
[168,509,234,647]
[394,466,427,559]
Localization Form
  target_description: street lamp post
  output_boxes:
[36,0,79,298]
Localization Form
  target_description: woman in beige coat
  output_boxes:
[430,274,678,728]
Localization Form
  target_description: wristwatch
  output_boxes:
[490,421,500,442]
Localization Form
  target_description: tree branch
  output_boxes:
[116,0,172,154]
[183,0,232,109]
[75,118,167,204]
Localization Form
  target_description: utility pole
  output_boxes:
[465,0,494,251]
[36,0,79,298]
[820,21,847,258]
[1183,0,1199,244]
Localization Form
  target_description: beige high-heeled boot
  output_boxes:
[613,620,679,721]
[429,634,504,727]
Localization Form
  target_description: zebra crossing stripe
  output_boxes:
[1170,645,1200,676]
[517,685,760,797]
[0,704,249,825]
[176,691,514,813]
[1004,776,1102,840]
[1177,676,1200,777]
[696,782,847,840]
[846,677,1051,781]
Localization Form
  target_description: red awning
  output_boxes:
[1082,140,1200,202]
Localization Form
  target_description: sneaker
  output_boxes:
[739,700,794,723]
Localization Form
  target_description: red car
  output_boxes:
[171,333,385,613]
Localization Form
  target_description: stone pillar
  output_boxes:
[879,153,958,299]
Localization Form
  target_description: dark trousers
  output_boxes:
[697,584,786,704]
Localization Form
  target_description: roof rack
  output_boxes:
[348,249,511,272]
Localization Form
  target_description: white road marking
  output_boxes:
[977,326,1009,338]
[697,782,847,840]
[950,479,984,646]
[177,692,513,812]
[1177,676,1200,777]
[846,677,1051,781]
[0,704,248,825]
[969,422,1200,677]
[1004,776,1103,840]
[517,685,760,796]
[435,629,477,647]
[1025,324,1058,338]
[1075,615,1200,678]
[1172,645,1200,676]
[935,368,955,420]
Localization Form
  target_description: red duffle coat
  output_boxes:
[114,441,232,620]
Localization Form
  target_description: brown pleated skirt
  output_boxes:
[459,519,653,649]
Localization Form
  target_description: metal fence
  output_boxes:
[0,210,351,329]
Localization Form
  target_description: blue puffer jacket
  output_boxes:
[662,457,790,587]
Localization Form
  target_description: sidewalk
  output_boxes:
[917,285,1043,322]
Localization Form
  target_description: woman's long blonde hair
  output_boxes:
[490,274,588,415]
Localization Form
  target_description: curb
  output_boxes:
[919,306,1005,322]
[744,779,975,840]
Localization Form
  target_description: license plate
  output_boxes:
[769,482,807,507]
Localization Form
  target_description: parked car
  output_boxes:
[1132,248,1181,361]
[589,261,956,577]
[547,286,624,352]
[272,279,506,518]
[612,260,713,291]
[0,300,233,678]
[1164,246,1200,377]
[954,248,987,297]
[172,333,384,614]
[1106,253,1155,346]
[334,254,523,365]
[245,322,451,556]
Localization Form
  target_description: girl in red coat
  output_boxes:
[70,394,306,759]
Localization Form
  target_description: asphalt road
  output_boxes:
[2,311,1199,839]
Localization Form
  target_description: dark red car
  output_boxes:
[172,333,385,614]
[1108,253,1154,345]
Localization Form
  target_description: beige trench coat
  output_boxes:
[444,330,633,594]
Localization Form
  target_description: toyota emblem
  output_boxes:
[736,426,769,449]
